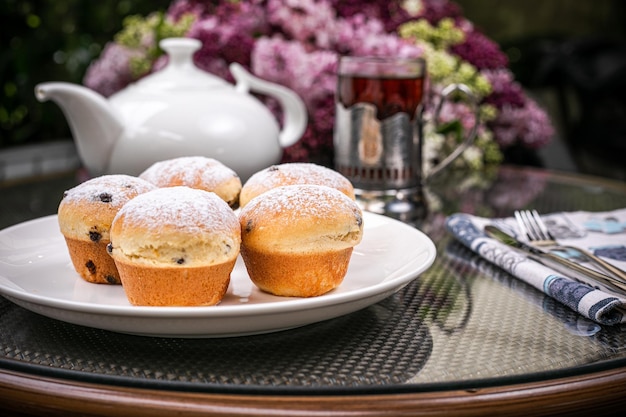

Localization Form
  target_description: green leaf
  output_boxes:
[435,120,463,140]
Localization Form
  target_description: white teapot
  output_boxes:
[35,38,308,180]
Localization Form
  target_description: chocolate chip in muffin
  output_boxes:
[85,260,96,275]
[175,257,185,264]
[105,275,119,285]
[106,243,113,254]
[98,192,113,203]
[245,219,254,233]
[268,165,279,172]
[89,230,102,242]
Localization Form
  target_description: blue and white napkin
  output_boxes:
[446,208,626,325]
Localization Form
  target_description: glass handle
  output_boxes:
[426,83,479,179]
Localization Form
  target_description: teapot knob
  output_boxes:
[160,38,202,68]
[154,38,228,88]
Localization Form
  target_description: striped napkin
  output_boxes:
[445,208,626,325]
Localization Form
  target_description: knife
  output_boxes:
[484,225,626,296]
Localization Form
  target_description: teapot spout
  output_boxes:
[35,82,124,175]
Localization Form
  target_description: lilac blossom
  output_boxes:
[490,98,555,149]
[266,0,338,49]
[416,0,464,25]
[83,43,144,97]
[184,2,267,77]
[481,68,526,108]
[334,14,423,58]
[252,37,338,108]
[330,0,412,31]
[83,0,555,166]
[166,0,206,20]
[436,101,479,134]
[451,28,509,70]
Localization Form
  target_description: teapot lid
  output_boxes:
[133,38,230,90]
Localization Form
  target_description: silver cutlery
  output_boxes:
[515,209,626,283]
[485,224,626,296]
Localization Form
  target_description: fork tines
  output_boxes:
[514,209,554,241]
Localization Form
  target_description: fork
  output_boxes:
[515,209,626,284]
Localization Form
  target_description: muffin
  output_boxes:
[239,163,355,208]
[107,186,240,306]
[139,156,242,208]
[58,175,157,284]
[239,184,364,297]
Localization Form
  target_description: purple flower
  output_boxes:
[335,14,423,57]
[330,0,412,31]
[252,37,337,106]
[83,0,555,166]
[490,97,555,149]
[416,0,464,25]
[167,0,207,20]
[437,101,479,134]
[282,123,333,164]
[266,0,338,49]
[83,43,144,97]
[180,1,268,80]
[482,69,526,108]
[450,29,509,70]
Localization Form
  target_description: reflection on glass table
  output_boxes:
[1,164,626,416]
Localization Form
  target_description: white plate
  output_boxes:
[0,213,436,338]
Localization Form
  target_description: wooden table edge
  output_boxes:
[2,365,626,416]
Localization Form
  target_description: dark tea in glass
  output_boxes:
[337,72,425,121]
[334,56,427,192]
[334,56,478,224]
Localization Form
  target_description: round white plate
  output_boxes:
[0,213,436,338]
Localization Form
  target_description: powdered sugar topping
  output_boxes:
[242,184,356,220]
[115,186,238,234]
[61,175,156,208]
[139,156,239,188]
[247,163,352,191]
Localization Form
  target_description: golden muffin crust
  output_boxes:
[57,175,156,284]
[108,186,241,306]
[238,184,363,297]
[58,175,157,242]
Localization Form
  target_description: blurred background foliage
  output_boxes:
[1,0,625,150]
[1,0,170,148]
[453,0,626,86]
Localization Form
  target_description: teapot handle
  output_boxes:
[230,63,308,148]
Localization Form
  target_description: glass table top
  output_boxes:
[1,165,626,394]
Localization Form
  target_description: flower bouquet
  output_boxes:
[84,0,555,173]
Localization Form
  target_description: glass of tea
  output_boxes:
[334,56,478,223]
